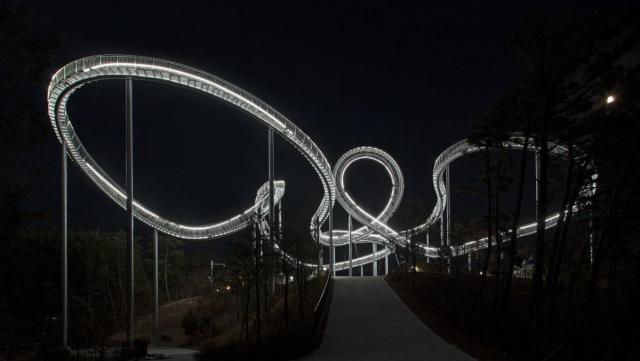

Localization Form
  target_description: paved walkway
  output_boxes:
[301,277,474,361]
[147,346,199,360]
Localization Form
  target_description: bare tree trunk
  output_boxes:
[470,146,494,318]
[244,274,250,342]
[283,257,289,326]
[404,235,409,286]
[411,240,417,290]
[501,132,530,312]
[164,239,172,305]
[105,263,117,322]
[545,145,585,322]
[494,152,503,316]
[265,273,271,324]
[532,114,550,360]
[254,225,262,343]
[297,260,304,319]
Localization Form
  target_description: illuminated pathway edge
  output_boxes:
[48,55,597,271]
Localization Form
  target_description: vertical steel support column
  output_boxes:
[589,179,595,266]
[385,246,389,275]
[268,129,275,293]
[426,228,430,264]
[277,198,283,287]
[61,144,68,348]
[534,149,541,266]
[535,150,540,220]
[589,209,594,266]
[152,229,159,344]
[268,129,275,245]
[440,217,445,273]
[278,199,283,240]
[467,252,472,273]
[446,165,452,274]
[373,243,378,276]
[348,214,353,277]
[329,203,334,276]
[446,165,451,246]
[316,218,322,275]
[125,78,135,346]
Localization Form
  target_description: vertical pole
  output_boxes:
[535,149,540,266]
[440,216,445,273]
[275,198,282,292]
[61,143,68,348]
[467,252,472,273]
[152,229,159,344]
[316,218,322,275]
[278,199,283,240]
[589,209,594,266]
[426,228,430,264]
[348,215,353,277]
[329,203,334,276]
[268,129,275,294]
[589,179,595,266]
[372,243,378,276]
[268,129,275,247]
[385,246,389,275]
[446,165,452,274]
[446,165,451,246]
[535,150,540,220]
[125,77,135,346]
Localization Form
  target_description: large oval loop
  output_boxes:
[47,55,335,240]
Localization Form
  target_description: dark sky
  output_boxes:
[19,0,635,251]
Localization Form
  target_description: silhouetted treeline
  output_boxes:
[0,230,209,343]
[448,11,640,361]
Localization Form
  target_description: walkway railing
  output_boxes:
[313,271,334,345]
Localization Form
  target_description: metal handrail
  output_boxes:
[313,271,334,340]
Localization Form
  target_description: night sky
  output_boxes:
[19,1,634,252]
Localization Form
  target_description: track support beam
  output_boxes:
[61,142,68,348]
[373,243,378,276]
[348,215,353,276]
[152,229,160,344]
[125,78,135,346]
[329,203,334,276]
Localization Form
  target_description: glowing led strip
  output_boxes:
[88,63,287,129]
[48,55,597,270]
[47,55,333,241]
[330,138,597,264]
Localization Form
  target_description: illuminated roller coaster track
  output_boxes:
[47,55,596,272]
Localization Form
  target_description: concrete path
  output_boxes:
[301,277,474,361]
[147,346,199,360]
